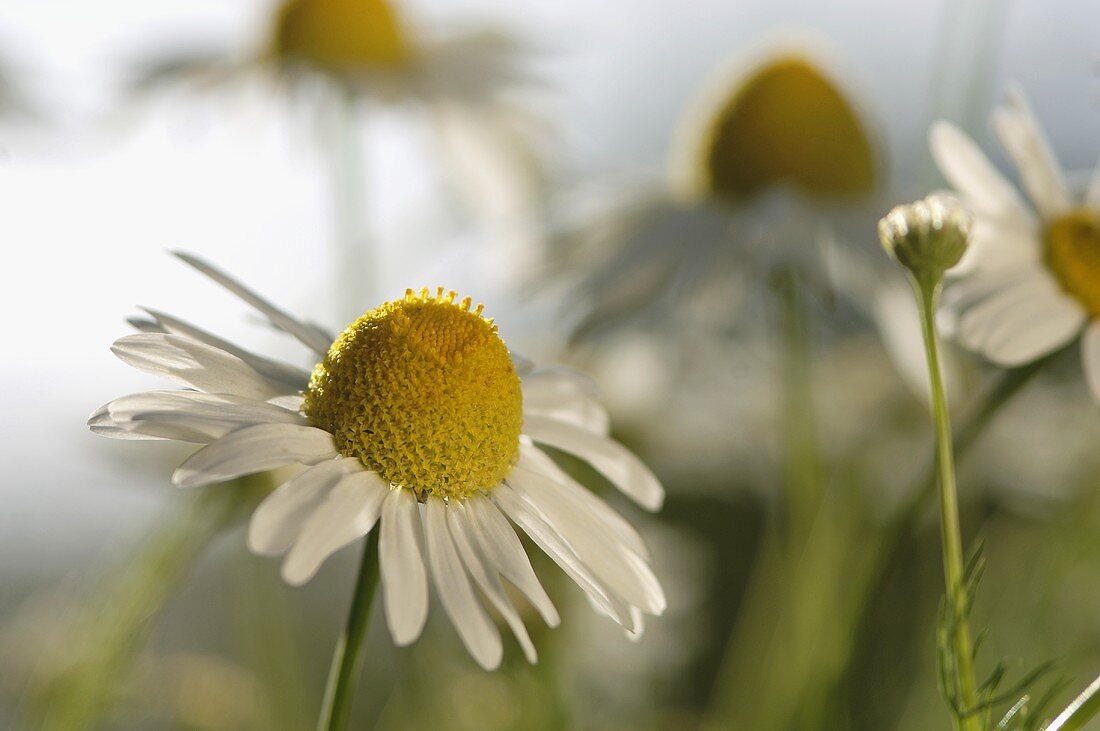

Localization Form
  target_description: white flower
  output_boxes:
[931,86,1100,398]
[90,253,665,671]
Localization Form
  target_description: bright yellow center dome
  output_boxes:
[272,0,412,73]
[1045,208,1100,318]
[303,288,522,500]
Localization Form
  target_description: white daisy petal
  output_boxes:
[379,488,429,646]
[957,270,1086,366]
[87,403,167,440]
[950,215,1040,277]
[510,351,535,376]
[424,497,503,671]
[522,383,610,436]
[492,483,637,631]
[112,333,287,402]
[992,87,1073,220]
[248,458,363,555]
[519,443,650,561]
[1081,321,1100,403]
[172,251,334,355]
[447,501,538,663]
[930,121,1034,223]
[522,415,664,511]
[1087,157,1100,209]
[282,470,388,586]
[464,494,560,628]
[508,464,665,615]
[141,308,312,392]
[172,423,337,487]
[103,390,307,444]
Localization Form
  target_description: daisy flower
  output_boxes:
[931,87,1100,398]
[89,253,665,671]
[554,34,880,341]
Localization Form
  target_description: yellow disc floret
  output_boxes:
[303,288,522,500]
[1045,208,1100,317]
[272,0,412,74]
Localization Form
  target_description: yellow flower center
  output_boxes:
[1045,208,1100,317]
[303,288,522,500]
[691,56,876,203]
[272,0,412,73]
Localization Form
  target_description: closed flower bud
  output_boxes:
[878,195,972,286]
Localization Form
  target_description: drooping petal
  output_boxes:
[102,390,307,443]
[111,333,287,402]
[522,415,664,511]
[492,484,637,631]
[172,251,334,355]
[140,308,311,392]
[248,458,362,555]
[464,494,560,628]
[282,470,389,585]
[957,270,1086,366]
[1081,321,1100,403]
[507,464,665,615]
[172,423,337,487]
[992,86,1073,221]
[379,488,429,646]
[423,497,503,671]
[447,501,537,663]
[519,443,650,561]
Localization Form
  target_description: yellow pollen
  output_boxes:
[303,288,522,500]
[271,0,412,74]
[1045,208,1100,317]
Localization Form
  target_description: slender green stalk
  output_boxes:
[916,281,980,731]
[317,531,381,731]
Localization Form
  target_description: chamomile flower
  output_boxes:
[90,254,665,671]
[931,87,1100,398]
[555,34,880,341]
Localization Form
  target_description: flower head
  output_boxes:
[271,0,412,75]
[878,195,972,286]
[91,254,665,670]
[930,86,1100,399]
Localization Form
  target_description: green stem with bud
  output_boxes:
[915,278,981,731]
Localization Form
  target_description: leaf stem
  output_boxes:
[317,530,381,731]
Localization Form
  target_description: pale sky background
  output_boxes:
[0,0,1097,578]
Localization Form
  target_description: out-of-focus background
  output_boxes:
[2,1,1100,729]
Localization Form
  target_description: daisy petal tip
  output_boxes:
[279,561,315,588]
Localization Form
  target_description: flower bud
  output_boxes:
[878,195,971,285]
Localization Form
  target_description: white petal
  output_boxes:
[172,251,334,355]
[492,483,637,631]
[141,308,311,392]
[112,333,286,402]
[510,351,535,376]
[248,458,362,555]
[957,270,1086,366]
[1087,158,1100,209]
[172,423,337,487]
[930,121,1034,223]
[521,366,600,397]
[508,463,665,615]
[950,216,1040,277]
[464,495,560,628]
[282,470,388,585]
[103,390,306,443]
[522,381,610,436]
[1081,321,1100,403]
[522,415,664,511]
[424,497,502,670]
[447,502,537,663]
[992,87,1073,220]
[379,488,429,646]
[519,443,650,561]
[88,403,166,440]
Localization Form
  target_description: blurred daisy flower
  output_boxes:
[89,254,665,670]
[130,0,549,280]
[555,34,881,342]
[931,86,1100,398]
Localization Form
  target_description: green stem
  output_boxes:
[916,281,980,731]
[317,531,381,731]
